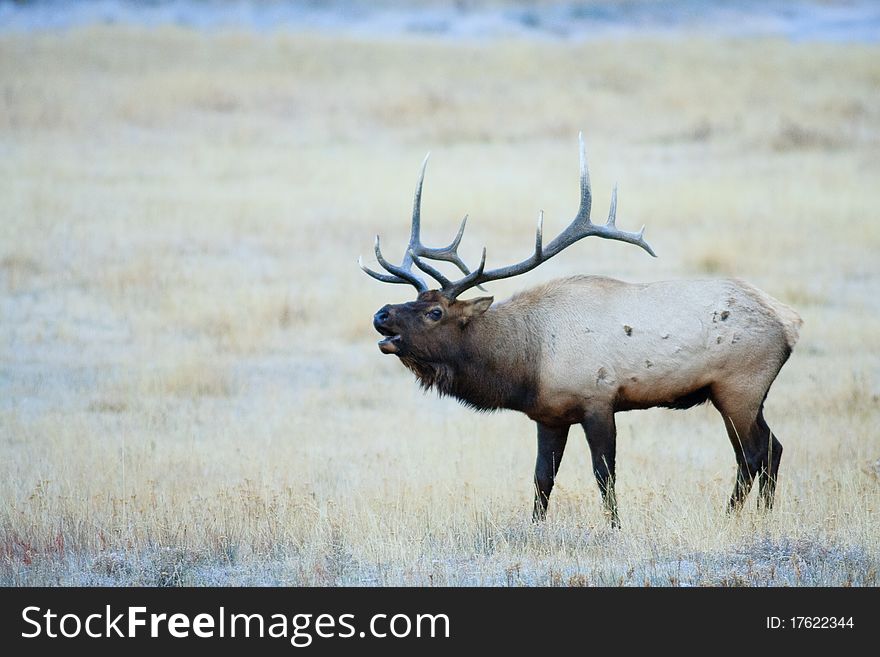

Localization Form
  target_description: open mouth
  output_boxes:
[377,334,401,354]
[376,325,401,354]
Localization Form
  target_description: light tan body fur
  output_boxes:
[489,276,801,427]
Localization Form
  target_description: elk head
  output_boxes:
[372,291,494,358]
[359,133,657,358]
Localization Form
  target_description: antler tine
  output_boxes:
[417,214,488,290]
[410,249,452,288]
[360,153,480,293]
[432,215,469,261]
[441,134,656,299]
[367,235,429,292]
[359,256,412,285]
[576,131,593,225]
[448,214,468,250]
[407,159,484,288]
[535,210,544,258]
[594,180,654,254]
[443,246,487,293]
[414,215,474,274]
[606,184,618,227]
[407,156,476,281]
[589,184,656,257]
[409,153,430,244]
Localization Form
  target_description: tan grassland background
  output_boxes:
[1,25,878,585]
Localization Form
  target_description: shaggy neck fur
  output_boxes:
[400,300,541,412]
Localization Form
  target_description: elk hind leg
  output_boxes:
[756,409,783,510]
[712,389,766,512]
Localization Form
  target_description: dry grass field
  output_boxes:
[1,26,879,585]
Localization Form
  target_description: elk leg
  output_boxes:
[713,393,766,512]
[582,410,620,528]
[721,413,757,511]
[533,423,570,521]
[756,409,783,510]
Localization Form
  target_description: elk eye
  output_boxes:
[426,308,443,321]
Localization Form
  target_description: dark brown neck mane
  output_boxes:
[399,304,540,413]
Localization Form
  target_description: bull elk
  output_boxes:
[359,134,802,527]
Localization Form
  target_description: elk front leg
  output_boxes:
[582,409,620,528]
[533,423,570,521]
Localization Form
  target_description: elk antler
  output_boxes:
[360,133,656,298]
[358,154,478,294]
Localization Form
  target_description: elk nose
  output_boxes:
[373,306,391,327]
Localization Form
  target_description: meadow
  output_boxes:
[1,26,879,585]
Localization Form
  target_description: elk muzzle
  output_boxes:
[373,305,401,354]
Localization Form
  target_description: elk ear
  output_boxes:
[458,296,494,326]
